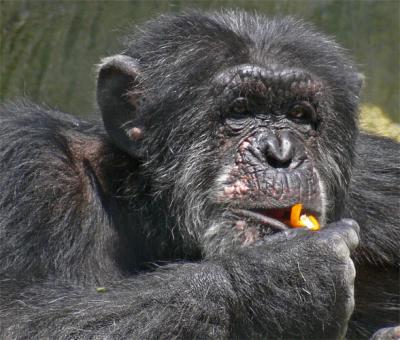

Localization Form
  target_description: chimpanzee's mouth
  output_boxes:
[232,207,321,232]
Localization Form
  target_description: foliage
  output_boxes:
[360,105,400,142]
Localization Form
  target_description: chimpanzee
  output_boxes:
[0,10,399,340]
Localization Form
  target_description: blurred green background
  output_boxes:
[1,0,399,138]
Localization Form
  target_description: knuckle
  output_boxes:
[344,292,355,318]
[324,232,350,257]
[346,227,360,250]
[329,231,344,245]
[314,232,337,246]
[349,258,356,275]
[334,239,351,259]
[322,225,360,254]
[345,259,356,283]
[341,218,360,234]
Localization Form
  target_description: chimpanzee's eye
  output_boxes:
[288,101,316,123]
[229,97,249,118]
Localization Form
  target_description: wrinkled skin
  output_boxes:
[205,65,326,249]
[0,10,399,339]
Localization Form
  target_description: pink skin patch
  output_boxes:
[235,220,246,230]
[290,80,323,98]
[242,226,260,246]
[223,180,249,198]
[239,141,250,152]
[234,220,260,246]
[128,127,143,141]
[221,138,254,199]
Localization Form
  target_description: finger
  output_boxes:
[322,219,360,252]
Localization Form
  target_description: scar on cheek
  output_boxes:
[223,180,249,197]
[239,141,250,152]
[235,154,243,164]
[235,220,246,230]
[235,181,249,194]
[224,186,235,195]
[242,227,259,246]
[234,221,259,246]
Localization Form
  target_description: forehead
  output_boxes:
[213,64,324,102]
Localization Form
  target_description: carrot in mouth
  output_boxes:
[289,203,320,231]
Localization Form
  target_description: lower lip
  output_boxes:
[232,209,289,231]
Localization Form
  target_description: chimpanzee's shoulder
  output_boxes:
[0,99,110,187]
[347,132,399,264]
[0,100,120,282]
[0,99,102,133]
[357,132,399,157]
[354,133,400,182]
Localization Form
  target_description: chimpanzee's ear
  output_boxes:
[97,54,144,158]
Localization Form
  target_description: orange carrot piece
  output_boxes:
[290,203,320,231]
[307,215,320,231]
[290,203,304,228]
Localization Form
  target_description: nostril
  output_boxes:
[257,131,295,169]
[264,142,294,168]
[264,141,294,168]
[266,155,292,168]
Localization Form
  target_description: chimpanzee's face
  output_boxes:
[203,64,326,245]
[132,58,356,253]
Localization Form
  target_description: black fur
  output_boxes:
[0,10,399,339]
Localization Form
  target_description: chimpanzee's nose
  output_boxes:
[261,131,294,168]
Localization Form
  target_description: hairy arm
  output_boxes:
[345,133,400,338]
[347,133,400,265]
[1,264,234,339]
[1,222,358,339]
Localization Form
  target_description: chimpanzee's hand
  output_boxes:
[278,218,360,339]
[370,326,400,340]
[225,218,360,339]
